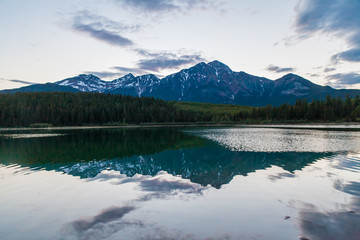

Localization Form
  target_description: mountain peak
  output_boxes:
[140,73,158,78]
[123,73,135,79]
[193,62,208,68]
[138,74,160,83]
[281,73,299,79]
[55,73,105,92]
[78,74,100,79]
[278,73,311,84]
[207,60,232,72]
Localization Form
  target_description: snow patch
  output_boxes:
[58,80,69,86]
[183,71,189,81]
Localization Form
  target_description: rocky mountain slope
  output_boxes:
[2,61,359,106]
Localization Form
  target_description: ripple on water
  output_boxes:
[329,154,360,174]
[0,133,65,139]
[192,128,360,153]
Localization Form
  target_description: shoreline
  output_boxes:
[0,123,237,131]
[1,122,360,131]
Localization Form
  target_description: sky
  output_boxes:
[0,0,359,90]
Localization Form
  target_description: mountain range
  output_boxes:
[2,60,359,106]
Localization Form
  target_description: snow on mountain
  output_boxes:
[4,60,360,106]
[49,61,360,106]
[56,74,108,92]
[109,74,160,96]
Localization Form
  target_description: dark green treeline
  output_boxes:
[251,95,360,122]
[0,92,191,127]
[0,92,359,127]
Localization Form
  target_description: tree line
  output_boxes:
[250,95,360,122]
[0,92,190,127]
[0,92,359,127]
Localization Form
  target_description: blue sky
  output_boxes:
[0,0,359,90]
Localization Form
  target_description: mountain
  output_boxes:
[56,74,107,92]
[2,60,360,106]
[0,83,80,94]
[56,73,161,96]
[139,61,274,104]
[110,74,161,96]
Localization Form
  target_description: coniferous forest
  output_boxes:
[0,92,359,127]
[0,92,187,127]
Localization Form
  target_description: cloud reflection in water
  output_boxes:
[62,206,140,240]
[62,170,210,239]
[294,153,360,240]
[298,201,360,240]
[90,170,210,201]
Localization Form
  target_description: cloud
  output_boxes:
[68,10,208,76]
[74,10,141,32]
[84,66,150,79]
[136,49,206,72]
[83,71,125,79]
[332,48,360,63]
[114,0,220,14]
[294,0,360,63]
[83,50,206,77]
[266,65,296,73]
[137,56,204,72]
[84,65,161,79]
[111,66,150,75]
[0,78,36,85]
[71,10,135,47]
[326,72,360,88]
[119,0,179,12]
[324,67,336,73]
[72,24,133,47]
[69,10,206,73]
[307,73,320,78]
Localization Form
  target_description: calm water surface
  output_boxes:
[0,126,360,240]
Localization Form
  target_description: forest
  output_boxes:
[250,95,360,122]
[0,92,359,127]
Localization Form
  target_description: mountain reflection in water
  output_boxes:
[1,127,360,240]
[0,128,331,188]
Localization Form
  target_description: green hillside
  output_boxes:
[171,101,252,122]
[172,101,252,115]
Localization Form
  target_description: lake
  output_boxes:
[0,126,360,240]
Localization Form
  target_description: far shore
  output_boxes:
[1,122,360,131]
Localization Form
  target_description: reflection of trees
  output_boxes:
[0,128,333,188]
[0,128,206,165]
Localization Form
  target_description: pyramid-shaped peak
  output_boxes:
[186,62,209,72]
[123,73,135,78]
[278,73,308,82]
[282,73,300,79]
[207,60,232,72]
[112,73,134,84]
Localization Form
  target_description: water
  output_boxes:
[0,126,359,240]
